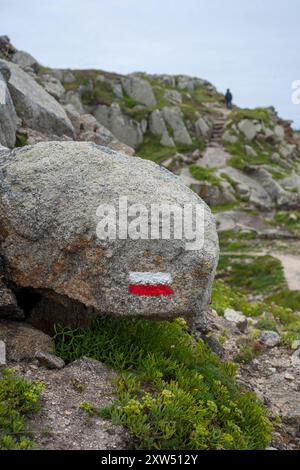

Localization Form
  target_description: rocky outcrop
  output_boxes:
[161,106,192,145]
[122,75,156,107]
[94,103,143,148]
[195,117,211,139]
[238,119,261,141]
[0,68,17,148]
[219,166,273,210]
[12,50,38,70]
[251,167,300,209]
[0,59,74,138]
[38,74,65,100]
[0,141,219,321]
[149,109,175,147]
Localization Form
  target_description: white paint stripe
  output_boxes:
[129,272,172,285]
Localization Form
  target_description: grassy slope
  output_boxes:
[54,317,272,450]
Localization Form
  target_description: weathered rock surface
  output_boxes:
[215,210,293,238]
[0,141,219,321]
[12,50,38,69]
[164,89,182,104]
[198,145,231,168]
[71,112,135,155]
[0,321,54,362]
[0,70,17,148]
[219,166,273,210]
[195,117,211,139]
[94,103,143,149]
[39,74,65,100]
[259,330,281,348]
[252,167,300,209]
[224,308,248,332]
[161,106,192,145]
[149,109,175,147]
[238,119,259,141]
[64,90,85,114]
[0,276,22,318]
[0,59,74,137]
[122,76,156,107]
[35,351,65,369]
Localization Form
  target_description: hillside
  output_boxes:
[1,36,300,450]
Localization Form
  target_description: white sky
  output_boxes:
[1,0,300,127]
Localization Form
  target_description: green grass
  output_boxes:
[212,279,300,331]
[54,317,272,450]
[228,108,272,128]
[218,255,285,296]
[136,134,177,163]
[136,135,204,164]
[266,290,300,313]
[274,211,300,231]
[212,202,240,213]
[81,81,116,106]
[224,139,275,170]
[15,132,28,147]
[0,369,43,450]
[218,230,258,252]
[213,250,300,337]
[189,165,222,186]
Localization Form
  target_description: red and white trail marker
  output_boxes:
[128,272,174,297]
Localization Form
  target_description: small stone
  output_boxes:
[223,131,238,144]
[291,340,300,351]
[245,145,257,158]
[284,373,295,381]
[36,351,65,370]
[259,331,281,348]
[0,340,6,366]
[291,349,300,368]
[224,308,248,332]
[270,152,281,163]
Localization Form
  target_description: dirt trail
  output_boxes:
[272,254,300,291]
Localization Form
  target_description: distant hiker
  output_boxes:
[225,89,233,109]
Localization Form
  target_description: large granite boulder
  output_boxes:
[0,60,74,138]
[0,142,219,321]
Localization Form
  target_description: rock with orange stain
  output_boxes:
[0,141,218,322]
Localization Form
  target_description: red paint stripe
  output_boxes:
[128,284,174,297]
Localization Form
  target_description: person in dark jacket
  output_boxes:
[225,89,233,109]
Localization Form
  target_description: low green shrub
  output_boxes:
[0,369,43,450]
[189,165,221,186]
[218,255,285,296]
[54,317,272,450]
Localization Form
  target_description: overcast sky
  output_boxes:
[2,0,300,127]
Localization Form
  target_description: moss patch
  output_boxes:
[15,131,28,147]
[189,165,221,186]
